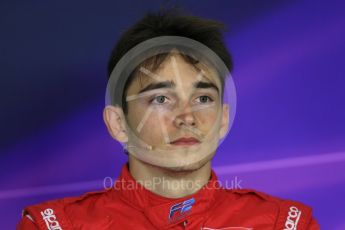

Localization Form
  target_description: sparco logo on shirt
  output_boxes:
[284,206,301,230]
[40,208,62,230]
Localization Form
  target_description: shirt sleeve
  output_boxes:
[307,217,320,230]
[16,216,38,230]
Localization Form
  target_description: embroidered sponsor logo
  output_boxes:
[284,206,301,230]
[169,197,195,221]
[40,208,62,230]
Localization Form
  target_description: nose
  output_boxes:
[173,105,196,128]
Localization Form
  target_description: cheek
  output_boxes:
[128,109,167,143]
[126,102,151,127]
[195,110,218,126]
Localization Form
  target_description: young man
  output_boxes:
[17,10,319,229]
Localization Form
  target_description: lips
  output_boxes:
[170,137,200,146]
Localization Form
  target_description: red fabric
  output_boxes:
[17,216,37,230]
[17,163,320,229]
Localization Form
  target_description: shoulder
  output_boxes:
[18,189,116,230]
[218,188,319,229]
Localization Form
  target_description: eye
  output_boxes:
[151,95,168,104]
[196,95,213,103]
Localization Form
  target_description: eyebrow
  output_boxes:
[193,81,219,93]
[138,81,175,94]
[138,80,219,94]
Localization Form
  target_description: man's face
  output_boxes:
[124,53,229,170]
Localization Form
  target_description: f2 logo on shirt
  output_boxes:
[169,198,195,221]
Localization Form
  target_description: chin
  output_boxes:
[161,153,215,172]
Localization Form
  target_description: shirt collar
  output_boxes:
[112,163,221,229]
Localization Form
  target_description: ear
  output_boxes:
[219,103,229,139]
[103,105,128,143]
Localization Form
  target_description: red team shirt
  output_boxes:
[17,163,320,229]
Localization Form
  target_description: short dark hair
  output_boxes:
[107,9,233,113]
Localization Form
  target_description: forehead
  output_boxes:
[126,53,220,93]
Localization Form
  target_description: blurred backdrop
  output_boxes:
[1,0,345,229]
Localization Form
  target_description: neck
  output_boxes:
[128,155,212,199]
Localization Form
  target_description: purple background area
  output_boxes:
[1,0,345,229]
